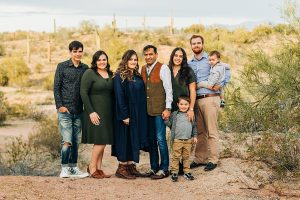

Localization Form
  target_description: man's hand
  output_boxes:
[212,84,222,91]
[123,118,130,126]
[162,109,171,120]
[58,106,69,113]
[89,112,100,125]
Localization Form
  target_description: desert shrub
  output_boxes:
[35,63,43,73]
[184,24,205,34]
[0,44,5,56]
[0,57,30,86]
[29,115,60,158]
[273,23,296,35]
[0,91,7,124]
[4,136,54,175]
[14,31,27,40]
[104,37,128,69]
[78,20,98,34]
[248,132,300,177]
[55,27,75,42]
[2,115,60,175]
[230,28,253,44]
[7,103,44,121]
[156,34,173,46]
[43,73,54,91]
[222,41,300,133]
[251,24,273,39]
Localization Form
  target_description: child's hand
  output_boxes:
[208,85,213,90]
[192,137,198,144]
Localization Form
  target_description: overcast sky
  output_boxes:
[0,0,288,32]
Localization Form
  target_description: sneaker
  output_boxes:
[140,169,156,177]
[151,170,169,180]
[204,162,217,171]
[59,167,71,178]
[69,167,89,178]
[190,161,206,169]
[171,173,178,182]
[183,173,195,180]
[220,100,225,108]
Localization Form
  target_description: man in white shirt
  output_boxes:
[140,45,173,179]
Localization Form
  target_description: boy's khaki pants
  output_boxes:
[171,139,192,174]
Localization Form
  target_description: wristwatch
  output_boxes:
[189,108,194,111]
[166,108,171,111]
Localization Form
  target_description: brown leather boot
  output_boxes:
[128,164,142,177]
[115,164,136,179]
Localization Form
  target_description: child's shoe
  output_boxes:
[183,173,194,180]
[171,173,178,182]
[220,99,225,108]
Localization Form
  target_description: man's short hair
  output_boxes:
[69,41,84,51]
[209,50,221,59]
[189,35,204,45]
[143,45,157,54]
[178,95,191,103]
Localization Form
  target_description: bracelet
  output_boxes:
[189,108,194,111]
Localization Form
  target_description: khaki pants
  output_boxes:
[194,96,220,164]
[171,139,192,173]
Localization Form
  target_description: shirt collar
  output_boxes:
[67,58,83,68]
[147,60,158,68]
[191,52,208,62]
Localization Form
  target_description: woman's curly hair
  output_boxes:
[115,49,141,81]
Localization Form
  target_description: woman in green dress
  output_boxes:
[80,50,114,179]
[169,47,196,121]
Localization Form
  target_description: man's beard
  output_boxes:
[192,47,203,54]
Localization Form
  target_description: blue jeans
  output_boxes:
[148,115,169,172]
[57,112,82,167]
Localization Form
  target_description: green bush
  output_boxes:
[29,115,60,158]
[248,132,300,177]
[0,57,30,86]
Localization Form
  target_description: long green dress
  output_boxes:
[80,69,114,144]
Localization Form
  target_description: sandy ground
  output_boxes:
[0,120,300,200]
[0,158,284,200]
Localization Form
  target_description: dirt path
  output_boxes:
[0,154,288,200]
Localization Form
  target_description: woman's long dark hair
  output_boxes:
[168,47,191,85]
[91,50,113,76]
[114,49,141,81]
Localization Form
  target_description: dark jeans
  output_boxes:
[148,115,169,172]
[57,112,82,167]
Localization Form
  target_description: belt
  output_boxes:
[196,93,220,99]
